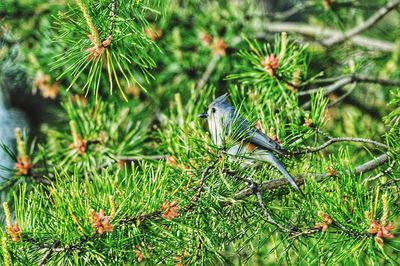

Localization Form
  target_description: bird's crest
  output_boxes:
[210,93,229,107]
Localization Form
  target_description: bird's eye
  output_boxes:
[211,107,216,113]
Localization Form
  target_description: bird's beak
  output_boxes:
[198,112,208,118]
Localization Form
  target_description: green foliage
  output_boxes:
[53,0,166,99]
[228,35,309,105]
[1,0,400,265]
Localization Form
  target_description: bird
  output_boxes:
[199,93,300,191]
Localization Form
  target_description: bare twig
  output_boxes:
[38,240,60,266]
[288,228,319,239]
[233,152,390,200]
[299,75,400,96]
[300,74,400,109]
[327,83,357,108]
[184,161,217,212]
[382,177,400,187]
[116,155,168,161]
[246,176,290,232]
[355,153,390,173]
[364,160,395,183]
[301,77,353,109]
[310,126,333,140]
[264,2,315,21]
[322,0,400,47]
[119,210,162,225]
[292,137,387,155]
[108,0,116,37]
[258,22,396,52]
[351,75,400,86]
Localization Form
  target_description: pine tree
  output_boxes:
[0,0,399,265]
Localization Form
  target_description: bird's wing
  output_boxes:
[228,114,288,155]
[247,128,288,155]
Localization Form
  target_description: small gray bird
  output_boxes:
[199,94,300,191]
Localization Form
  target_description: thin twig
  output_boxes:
[292,137,387,155]
[382,177,400,187]
[246,175,290,232]
[300,74,400,109]
[327,83,357,108]
[311,126,333,140]
[352,75,400,87]
[184,161,217,212]
[38,240,60,266]
[299,75,400,96]
[264,2,315,21]
[257,22,396,52]
[301,77,353,108]
[288,228,319,239]
[116,155,168,161]
[119,210,162,225]
[364,160,395,184]
[322,0,400,47]
[109,0,116,37]
[233,152,390,200]
[355,153,390,173]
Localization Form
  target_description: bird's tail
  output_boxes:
[268,154,302,193]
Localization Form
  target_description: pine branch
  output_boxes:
[300,75,400,108]
[322,0,400,47]
[299,75,400,96]
[355,153,390,173]
[245,175,291,232]
[257,22,396,52]
[38,240,60,266]
[263,2,315,21]
[121,160,218,225]
[292,137,387,155]
[232,152,390,200]
[116,155,168,162]
[184,160,217,212]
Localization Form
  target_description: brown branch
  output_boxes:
[246,176,291,232]
[119,210,162,225]
[38,240,60,266]
[322,0,400,47]
[258,22,396,52]
[292,137,387,155]
[116,155,168,162]
[233,152,391,200]
[184,161,217,212]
